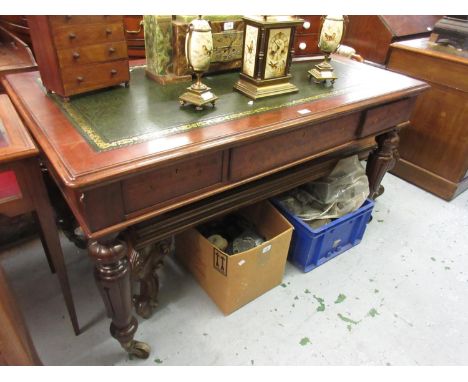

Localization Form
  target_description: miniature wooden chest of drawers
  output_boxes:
[27,16,129,99]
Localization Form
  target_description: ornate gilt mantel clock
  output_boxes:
[234,16,303,99]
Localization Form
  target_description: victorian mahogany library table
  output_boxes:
[2,57,428,358]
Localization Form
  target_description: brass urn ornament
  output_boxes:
[308,15,348,84]
[234,15,303,99]
[179,16,218,110]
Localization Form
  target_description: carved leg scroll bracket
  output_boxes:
[129,237,173,319]
[88,237,150,359]
[366,129,400,200]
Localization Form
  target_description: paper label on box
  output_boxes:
[262,244,272,254]
[213,248,228,276]
[201,91,214,101]
[224,22,234,31]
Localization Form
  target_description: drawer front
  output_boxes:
[123,16,145,39]
[359,98,416,138]
[57,41,128,68]
[49,15,122,27]
[294,33,320,56]
[230,113,360,182]
[53,23,125,49]
[62,60,129,95]
[296,16,321,34]
[122,151,224,213]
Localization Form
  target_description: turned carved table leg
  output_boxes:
[88,236,150,359]
[366,129,400,199]
[129,237,173,319]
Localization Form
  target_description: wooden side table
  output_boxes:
[0,94,79,335]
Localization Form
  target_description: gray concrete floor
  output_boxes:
[1,173,467,366]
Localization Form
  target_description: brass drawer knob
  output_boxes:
[69,32,77,40]
[106,29,112,35]
[72,52,80,59]
[110,69,117,76]
[108,47,116,54]
[76,76,84,82]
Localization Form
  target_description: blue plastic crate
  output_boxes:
[271,198,374,272]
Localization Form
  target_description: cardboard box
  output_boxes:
[175,201,293,315]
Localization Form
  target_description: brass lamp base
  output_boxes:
[234,74,298,100]
[179,73,218,111]
[308,56,337,84]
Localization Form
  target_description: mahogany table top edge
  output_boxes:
[2,57,429,189]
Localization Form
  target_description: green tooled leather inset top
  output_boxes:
[49,60,359,151]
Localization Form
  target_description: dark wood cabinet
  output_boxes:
[343,16,441,65]
[387,38,468,200]
[27,16,130,99]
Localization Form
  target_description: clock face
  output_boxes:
[242,25,258,77]
[264,28,291,79]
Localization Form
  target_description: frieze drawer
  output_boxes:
[61,59,129,95]
[57,41,128,68]
[359,98,416,138]
[53,22,125,49]
[122,151,225,213]
[229,113,360,181]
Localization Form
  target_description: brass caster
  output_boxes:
[123,340,151,359]
[179,100,186,106]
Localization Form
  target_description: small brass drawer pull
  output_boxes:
[106,29,112,35]
[72,52,80,59]
[69,32,76,39]
[125,20,144,35]
[76,76,84,82]
[108,47,116,54]
[110,69,117,75]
